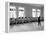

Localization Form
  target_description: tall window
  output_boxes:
[32,9,36,17]
[9,6,17,18]
[32,8,41,17]
[18,7,25,17]
[37,9,41,17]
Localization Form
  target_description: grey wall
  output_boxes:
[10,3,44,17]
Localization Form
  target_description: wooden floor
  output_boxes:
[9,21,44,32]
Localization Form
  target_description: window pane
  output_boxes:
[10,6,16,9]
[18,11,24,17]
[32,12,36,17]
[37,12,40,17]
[32,9,36,12]
[37,9,40,12]
[18,7,24,10]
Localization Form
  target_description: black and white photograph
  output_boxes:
[5,2,44,32]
